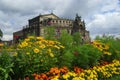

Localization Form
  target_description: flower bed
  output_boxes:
[0,34,120,80]
[32,59,120,80]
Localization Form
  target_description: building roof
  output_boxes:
[28,13,60,21]
[40,13,60,19]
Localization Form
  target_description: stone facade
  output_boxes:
[13,13,90,43]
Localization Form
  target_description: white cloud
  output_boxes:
[0,0,120,40]
[87,12,120,36]
[2,34,13,41]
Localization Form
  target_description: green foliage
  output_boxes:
[58,30,73,49]
[95,35,120,62]
[56,30,75,68]
[72,44,103,69]
[12,50,56,79]
[11,36,63,79]
[106,75,120,80]
[57,50,75,69]
[44,26,56,40]
[0,52,13,80]
[72,32,82,45]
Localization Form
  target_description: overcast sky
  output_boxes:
[0,0,120,40]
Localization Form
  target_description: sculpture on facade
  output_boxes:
[71,14,82,34]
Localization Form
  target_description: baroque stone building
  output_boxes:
[13,13,90,43]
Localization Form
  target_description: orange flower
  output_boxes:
[74,66,84,73]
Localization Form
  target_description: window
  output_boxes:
[52,20,54,23]
[60,20,61,23]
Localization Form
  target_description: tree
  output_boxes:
[0,29,3,41]
[72,32,82,45]
[44,26,56,40]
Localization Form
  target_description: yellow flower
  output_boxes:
[50,53,54,57]
[54,45,60,49]
[99,48,103,51]
[51,76,59,80]
[28,36,35,39]
[37,41,42,44]
[79,72,85,77]
[13,52,18,56]
[72,77,81,80]
[0,43,4,46]
[25,38,30,42]
[34,48,40,53]
[47,48,52,53]
[62,73,70,79]
[48,40,55,45]
[21,41,28,47]
[104,52,112,55]
[104,45,109,50]
[26,52,30,55]
[36,36,44,40]
[60,45,65,48]
[39,44,46,49]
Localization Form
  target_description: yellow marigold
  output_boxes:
[37,41,42,45]
[104,52,112,55]
[36,36,44,40]
[54,45,60,49]
[34,48,40,53]
[79,72,85,77]
[42,40,48,44]
[48,40,55,45]
[50,53,54,57]
[73,77,82,80]
[98,48,103,51]
[47,48,52,53]
[28,36,35,39]
[93,40,100,45]
[39,44,46,49]
[60,45,65,48]
[51,76,59,80]
[26,52,30,55]
[0,43,4,46]
[104,45,109,50]
[68,72,77,77]
[55,41,61,44]
[25,38,30,42]
[62,73,70,79]
[21,41,28,47]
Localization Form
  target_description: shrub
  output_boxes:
[12,36,64,79]
[0,51,13,80]
[44,26,57,40]
[57,50,75,69]
[56,30,75,68]
[72,44,103,69]
[72,32,82,45]
[58,30,73,49]
[95,35,120,62]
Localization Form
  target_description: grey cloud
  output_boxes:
[0,0,120,40]
[87,12,120,37]
[61,0,104,19]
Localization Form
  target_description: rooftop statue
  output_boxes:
[71,14,82,34]
[75,13,81,22]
